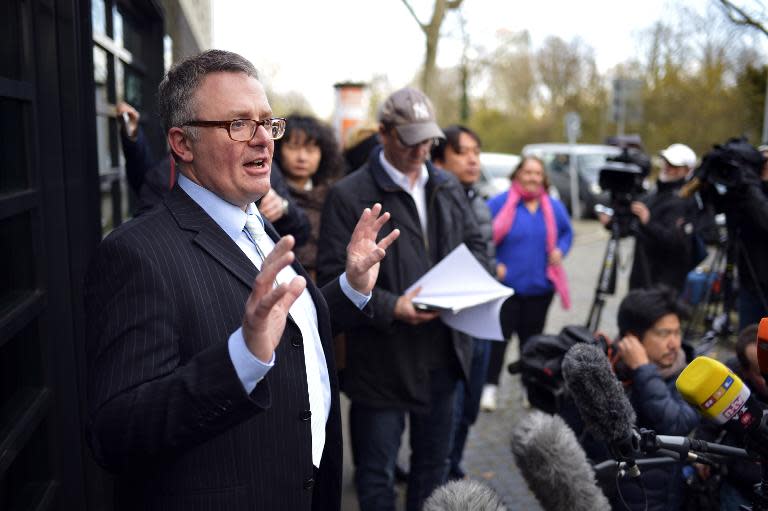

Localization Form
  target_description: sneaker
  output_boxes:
[480,384,498,412]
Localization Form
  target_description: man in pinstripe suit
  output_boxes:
[84,50,399,511]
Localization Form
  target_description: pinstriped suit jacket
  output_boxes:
[84,186,359,510]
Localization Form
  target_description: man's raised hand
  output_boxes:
[242,235,306,362]
[345,203,400,295]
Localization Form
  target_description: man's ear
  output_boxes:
[168,127,194,164]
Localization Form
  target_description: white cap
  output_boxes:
[660,143,696,169]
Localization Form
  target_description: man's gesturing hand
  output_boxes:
[242,235,306,363]
[345,203,400,295]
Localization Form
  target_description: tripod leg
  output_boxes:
[586,234,621,331]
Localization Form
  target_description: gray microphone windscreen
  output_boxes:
[512,411,611,511]
[561,343,636,443]
[423,479,507,511]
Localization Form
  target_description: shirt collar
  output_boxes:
[378,151,429,191]
[178,174,263,241]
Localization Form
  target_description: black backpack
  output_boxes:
[519,325,610,414]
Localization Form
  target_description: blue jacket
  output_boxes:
[487,191,572,295]
[614,361,701,511]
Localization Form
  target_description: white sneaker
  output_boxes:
[480,384,498,412]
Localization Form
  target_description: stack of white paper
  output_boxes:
[406,244,514,341]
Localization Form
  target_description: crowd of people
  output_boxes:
[85,48,768,511]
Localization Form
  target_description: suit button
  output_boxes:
[291,337,302,348]
[303,478,314,490]
[299,410,312,421]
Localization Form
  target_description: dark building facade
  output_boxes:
[0,1,209,508]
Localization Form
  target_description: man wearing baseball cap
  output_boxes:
[627,142,702,291]
[317,87,488,511]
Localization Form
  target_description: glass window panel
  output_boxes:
[164,35,173,73]
[115,59,124,102]
[0,0,22,80]
[0,213,35,305]
[95,114,112,173]
[93,46,107,84]
[124,68,142,109]
[0,98,29,192]
[91,0,106,36]
[112,4,123,48]
[122,10,142,58]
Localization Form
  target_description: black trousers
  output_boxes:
[486,292,554,385]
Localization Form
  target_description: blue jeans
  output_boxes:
[448,338,490,478]
[349,368,459,511]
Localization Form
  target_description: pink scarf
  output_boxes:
[492,181,571,310]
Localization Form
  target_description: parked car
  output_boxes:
[521,143,622,218]
[476,152,521,199]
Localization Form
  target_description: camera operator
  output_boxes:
[690,138,768,329]
[692,324,767,511]
[621,144,699,292]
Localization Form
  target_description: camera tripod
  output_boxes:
[683,220,768,345]
[586,220,627,332]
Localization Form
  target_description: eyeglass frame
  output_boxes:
[182,117,287,141]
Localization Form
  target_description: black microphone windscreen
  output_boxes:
[561,343,636,444]
[512,411,610,511]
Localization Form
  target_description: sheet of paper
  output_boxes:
[405,243,514,340]
[441,295,509,341]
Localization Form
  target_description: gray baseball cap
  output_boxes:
[378,87,445,145]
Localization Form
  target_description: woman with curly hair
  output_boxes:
[274,114,344,280]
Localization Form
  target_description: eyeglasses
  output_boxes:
[183,118,287,141]
[649,327,681,339]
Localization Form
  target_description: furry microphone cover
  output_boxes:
[511,410,610,511]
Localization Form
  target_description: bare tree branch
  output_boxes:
[400,0,426,32]
[717,0,768,37]
[447,0,464,9]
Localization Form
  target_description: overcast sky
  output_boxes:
[213,0,713,119]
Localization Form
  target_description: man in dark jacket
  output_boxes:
[627,144,700,291]
[431,125,496,480]
[612,286,701,510]
[317,88,488,511]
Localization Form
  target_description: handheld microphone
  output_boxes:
[757,318,768,382]
[561,343,640,476]
[511,411,611,511]
[676,356,768,458]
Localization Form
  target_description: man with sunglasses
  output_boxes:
[317,88,488,511]
[84,50,399,511]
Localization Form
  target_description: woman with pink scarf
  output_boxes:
[479,156,573,411]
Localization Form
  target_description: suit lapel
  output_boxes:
[165,186,258,289]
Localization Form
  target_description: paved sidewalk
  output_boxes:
[340,219,633,510]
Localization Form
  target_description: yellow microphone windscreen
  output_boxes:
[676,356,751,424]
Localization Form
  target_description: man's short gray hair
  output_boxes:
[422,479,507,511]
[157,49,259,135]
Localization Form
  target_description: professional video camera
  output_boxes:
[681,137,765,211]
[597,147,650,237]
